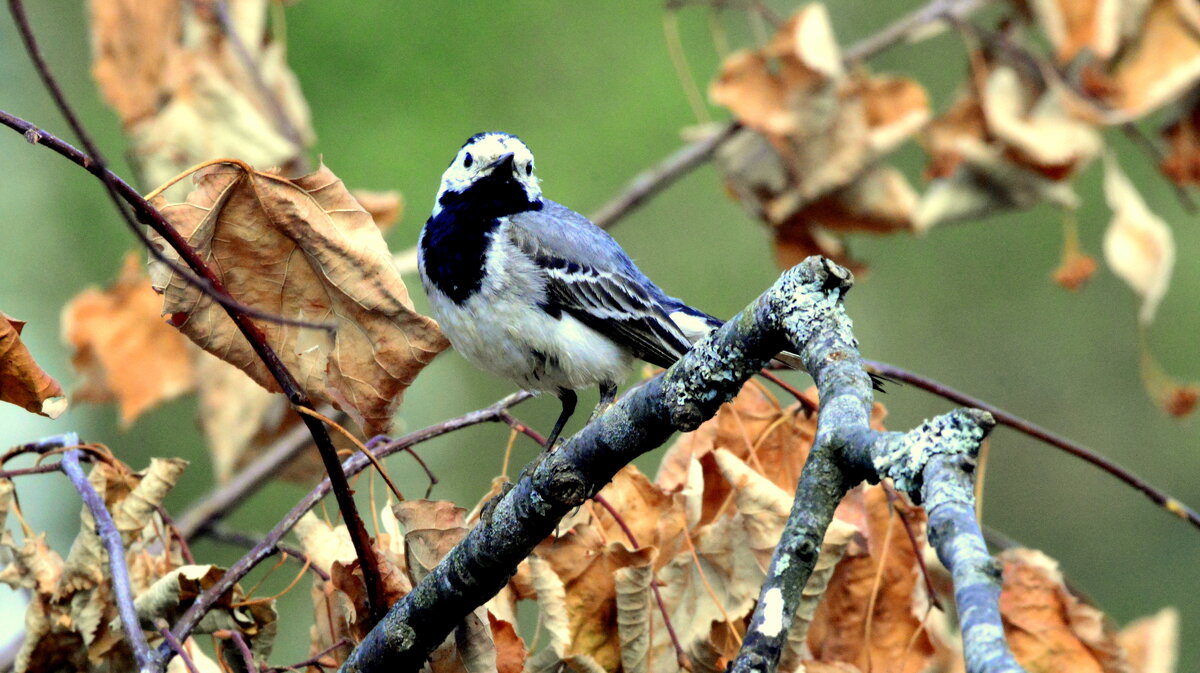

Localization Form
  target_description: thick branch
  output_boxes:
[863,410,1022,673]
[52,434,161,673]
[338,258,858,673]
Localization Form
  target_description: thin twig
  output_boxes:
[157,625,200,673]
[497,410,548,447]
[201,524,331,582]
[175,408,339,540]
[227,631,259,673]
[59,439,161,672]
[757,369,818,416]
[590,122,739,230]
[865,360,1200,531]
[592,493,690,671]
[842,0,993,64]
[165,393,533,656]
[154,504,195,564]
[0,462,63,479]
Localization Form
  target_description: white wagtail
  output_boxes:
[418,132,878,449]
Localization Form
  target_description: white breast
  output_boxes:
[421,224,632,393]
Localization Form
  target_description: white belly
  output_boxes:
[422,230,631,393]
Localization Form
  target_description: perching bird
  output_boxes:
[418,132,868,450]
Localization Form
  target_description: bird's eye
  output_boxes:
[463,153,473,168]
[525,163,533,176]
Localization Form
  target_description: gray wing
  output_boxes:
[507,201,712,368]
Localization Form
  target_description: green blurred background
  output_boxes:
[1,0,1197,668]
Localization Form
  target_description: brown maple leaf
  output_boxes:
[148,161,448,435]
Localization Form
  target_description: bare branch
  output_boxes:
[867,360,1200,531]
[54,435,161,673]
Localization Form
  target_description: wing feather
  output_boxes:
[505,205,697,367]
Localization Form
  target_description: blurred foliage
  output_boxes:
[0,0,1197,669]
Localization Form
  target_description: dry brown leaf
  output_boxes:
[918,58,1098,228]
[490,614,527,673]
[0,456,274,673]
[999,549,1129,673]
[1103,0,1200,120]
[533,527,656,671]
[1030,0,1122,63]
[1053,250,1098,291]
[62,252,195,425]
[806,486,935,673]
[707,4,929,271]
[1118,608,1178,673]
[1102,155,1175,324]
[0,312,67,419]
[780,517,862,673]
[149,161,448,435]
[613,558,653,673]
[983,67,1102,179]
[89,0,185,125]
[92,0,314,190]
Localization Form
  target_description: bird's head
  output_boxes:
[433,132,542,218]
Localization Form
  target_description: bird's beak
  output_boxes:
[491,152,516,174]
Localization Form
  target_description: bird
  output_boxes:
[417,132,876,451]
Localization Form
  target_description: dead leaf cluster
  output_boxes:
[0,457,275,673]
[91,0,314,192]
[708,4,929,272]
[295,499,526,673]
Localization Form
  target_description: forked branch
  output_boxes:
[337,257,1026,673]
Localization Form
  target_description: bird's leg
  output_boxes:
[588,381,618,424]
[543,388,577,450]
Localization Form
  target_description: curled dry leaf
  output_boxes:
[1029,0,1124,64]
[918,62,1098,228]
[998,548,1129,673]
[0,455,277,673]
[1101,156,1175,325]
[1097,0,1200,121]
[89,0,185,126]
[707,3,929,271]
[353,189,405,233]
[613,559,653,673]
[0,312,67,419]
[806,486,936,673]
[149,161,448,435]
[62,252,195,426]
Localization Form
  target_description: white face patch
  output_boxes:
[434,133,541,215]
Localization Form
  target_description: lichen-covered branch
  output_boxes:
[339,258,907,673]
[867,410,1023,673]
